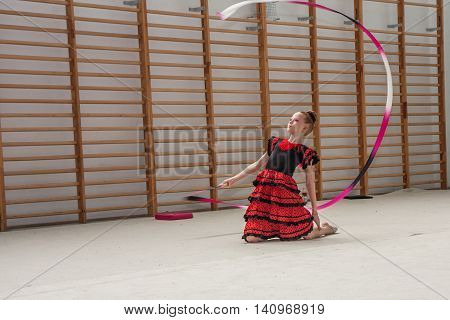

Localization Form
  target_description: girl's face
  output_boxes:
[287,112,308,136]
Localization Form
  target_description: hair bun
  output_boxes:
[307,111,317,123]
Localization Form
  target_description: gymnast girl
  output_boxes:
[218,111,338,243]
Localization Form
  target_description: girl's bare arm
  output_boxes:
[233,152,269,181]
[305,165,318,209]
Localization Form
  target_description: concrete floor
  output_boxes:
[0,188,449,300]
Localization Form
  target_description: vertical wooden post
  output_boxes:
[257,3,271,145]
[309,0,323,200]
[436,0,447,189]
[200,0,218,210]
[354,0,369,196]
[137,0,157,215]
[397,0,410,189]
[66,0,87,223]
[0,121,7,231]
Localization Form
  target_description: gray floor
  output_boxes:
[1,188,449,300]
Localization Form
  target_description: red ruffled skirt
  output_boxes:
[243,169,314,241]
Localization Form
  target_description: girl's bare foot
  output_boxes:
[322,222,338,235]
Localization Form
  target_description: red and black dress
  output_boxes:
[243,136,320,242]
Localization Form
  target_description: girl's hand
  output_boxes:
[217,177,237,188]
[311,208,321,230]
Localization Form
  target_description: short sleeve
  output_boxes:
[267,135,278,156]
[301,148,320,170]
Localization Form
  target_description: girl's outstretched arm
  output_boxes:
[218,152,269,188]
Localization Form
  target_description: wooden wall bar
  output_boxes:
[0,0,446,230]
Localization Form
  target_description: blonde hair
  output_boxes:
[300,111,318,137]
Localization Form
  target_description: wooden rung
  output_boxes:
[148,23,203,31]
[406,62,439,67]
[269,67,312,73]
[0,69,70,76]
[77,58,140,65]
[267,32,310,40]
[6,181,78,190]
[149,62,205,68]
[212,65,260,70]
[318,58,356,64]
[76,30,139,39]
[73,1,138,12]
[209,15,257,23]
[211,52,259,59]
[317,24,355,32]
[369,173,405,179]
[0,9,66,20]
[0,99,72,104]
[152,88,206,93]
[8,209,81,220]
[5,168,76,176]
[152,100,206,105]
[3,154,75,162]
[209,28,258,35]
[321,165,359,171]
[267,20,311,28]
[213,90,261,94]
[0,113,73,118]
[77,44,140,52]
[409,160,444,166]
[409,141,442,146]
[321,144,359,149]
[410,180,442,186]
[79,85,141,91]
[86,191,148,199]
[369,182,405,189]
[323,186,361,193]
[410,170,443,176]
[321,155,360,160]
[405,31,438,38]
[148,9,203,18]
[79,72,140,78]
[84,152,145,159]
[6,195,79,205]
[322,176,355,182]
[148,35,203,43]
[211,40,259,47]
[86,204,149,213]
[0,127,75,132]
[84,165,147,173]
[410,151,442,156]
[369,162,404,169]
[85,178,148,186]
[318,35,355,43]
[0,23,66,34]
[0,84,71,90]
[3,141,76,147]
[152,75,205,81]
[83,139,145,145]
[149,49,204,56]
[74,16,138,26]
[80,100,142,104]
[0,54,69,62]
[269,90,312,94]
[81,113,143,118]
[269,55,311,62]
[404,1,437,8]
[82,126,144,131]
[267,44,311,51]
[408,131,440,136]
[318,80,357,85]
[405,42,438,48]
[270,79,313,84]
[212,77,260,82]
